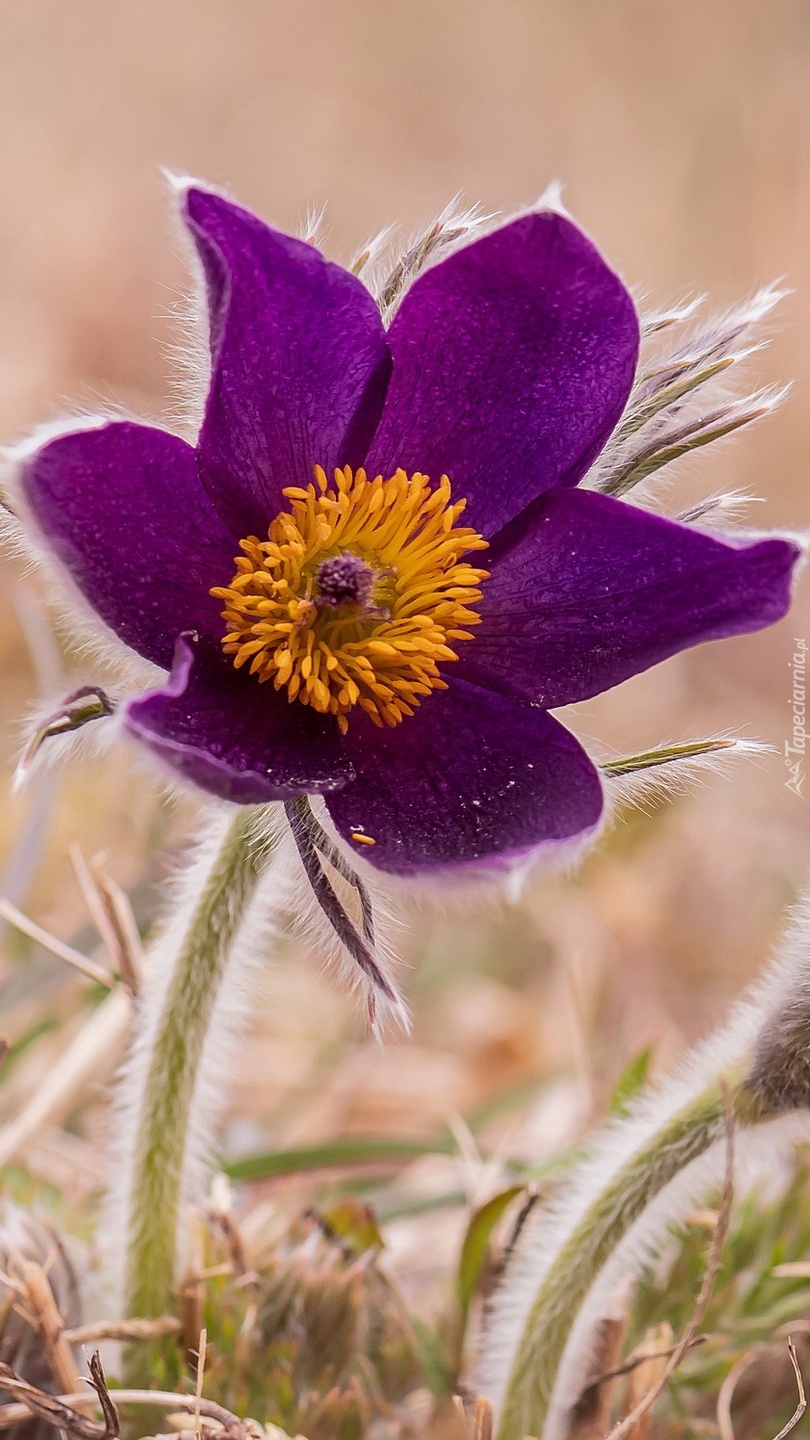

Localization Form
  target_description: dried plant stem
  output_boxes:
[774,1340,806,1440]
[493,1079,764,1440]
[0,1379,251,1435]
[0,896,115,987]
[0,985,131,1168]
[62,1318,181,1345]
[717,1339,806,1440]
[16,1260,87,1403]
[120,807,272,1357]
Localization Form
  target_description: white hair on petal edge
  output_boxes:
[479,894,810,1439]
[159,170,224,440]
[535,179,567,216]
[159,172,329,439]
[2,411,167,697]
[323,805,609,917]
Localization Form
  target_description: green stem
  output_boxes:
[121,807,272,1349]
[494,1078,765,1440]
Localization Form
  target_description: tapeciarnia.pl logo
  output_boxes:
[786,637,807,797]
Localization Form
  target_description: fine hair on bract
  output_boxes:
[479,895,810,1440]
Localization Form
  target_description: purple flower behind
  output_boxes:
[17,185,801,874]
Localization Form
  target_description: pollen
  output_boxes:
[211,465,489,731]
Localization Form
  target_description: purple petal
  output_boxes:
[325,679,603,874]
[366,211,639,538]
[184,187,391,538]
[457,488,802,708]
[20,421,237,670]
[124,635,355,803]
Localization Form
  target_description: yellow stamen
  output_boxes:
[211,465,489,729]
[351,831,377,846]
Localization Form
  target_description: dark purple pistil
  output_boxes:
[315,551,377,610]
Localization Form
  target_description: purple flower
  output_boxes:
[17,186,800,874]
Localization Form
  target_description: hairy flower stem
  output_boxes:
[120,807,272,1380]
[494,1076,770,1440]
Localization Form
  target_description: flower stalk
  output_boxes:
[483,906,810,1440]
[491,1079,758,1440]
[117,806,274,1374]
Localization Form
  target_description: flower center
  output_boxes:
[211,465,489,733]
[314,551,378,611]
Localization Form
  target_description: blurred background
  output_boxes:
[2,0,810,1319]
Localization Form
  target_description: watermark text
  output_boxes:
[785,637,807,797]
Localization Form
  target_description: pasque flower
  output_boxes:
[16,185,800,873]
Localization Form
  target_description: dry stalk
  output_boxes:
[204,1180,249,1280]
[193,1328,207,1440]
[0,1362,108,1439]
[0,897,114,988]
[0,984,131,1168]
[581,1332,706,1395]
[474,1396,494,1440]
[717,1346,764,1440]
[0,1371,254,1437]
[62,1317,180,1345]
[69,846,143,996]
[718,1338,807,1440]
[568,1312,628,1440]
[14,1258,84,1399]
[178,1213,206,1365]
[86,1351,121,1438]
[622,1323,674,1440]
[771,1341,806,1440]
[450,1395,497,1440]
